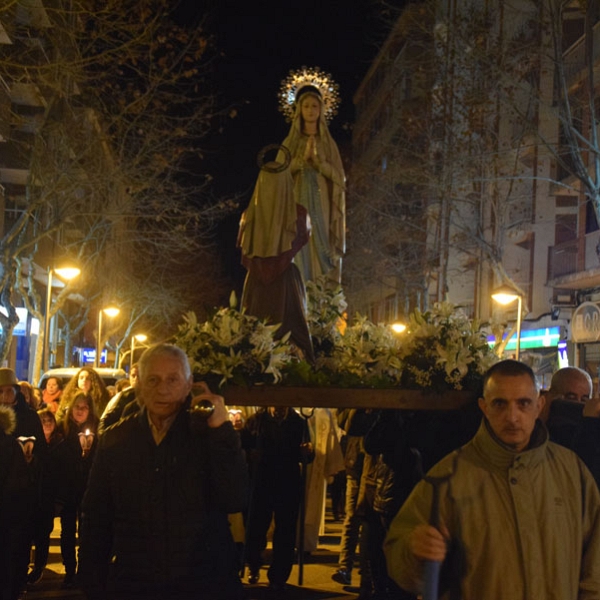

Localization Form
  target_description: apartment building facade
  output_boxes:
[344,0,598,380]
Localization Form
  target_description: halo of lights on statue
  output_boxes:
[278,66,340,123]
[491,285,523,360]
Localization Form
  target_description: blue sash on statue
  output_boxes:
[294,166,334,282]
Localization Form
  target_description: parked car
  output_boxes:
[38,367,128,390]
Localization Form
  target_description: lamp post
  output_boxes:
[130,333,148,370]
[95,306,120,368]
[42,264,80,373]
[491,285,523,360]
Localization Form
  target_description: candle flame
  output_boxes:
[85,429,90,436]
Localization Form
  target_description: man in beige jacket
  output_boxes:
[384,359,600,599]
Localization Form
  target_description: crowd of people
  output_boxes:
[1,350,600,599]
[0,364,137,599]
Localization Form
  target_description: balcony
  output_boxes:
[548,230,600,289]
[548,238,578,279]
[563,20,600,83]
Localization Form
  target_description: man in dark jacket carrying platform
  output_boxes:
[78,343,249,600]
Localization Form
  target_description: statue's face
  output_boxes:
[301,95,320,126]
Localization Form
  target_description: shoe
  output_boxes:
[332,568,352,585]
[248,569,259,585]
[26,569,43,585]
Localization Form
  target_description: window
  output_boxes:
[586,200,599,233]
[555,213,577,244]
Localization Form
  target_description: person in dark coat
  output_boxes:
[78,343,248,600]
[0,369,45,461]
[54,392,99,588]
[97,365,139,435]
[544,366,600,486]
[0,404,30,600]
[27,408,64,586]
[0,368,45,597]
[331,409,375,588]
[241,406,314,596]
[544,366,592,448]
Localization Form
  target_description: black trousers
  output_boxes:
[245,479,300,585]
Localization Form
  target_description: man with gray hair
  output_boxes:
[78,343,249,600]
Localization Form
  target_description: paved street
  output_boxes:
[24,508,359,600]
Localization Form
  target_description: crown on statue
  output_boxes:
[279,66,340,123]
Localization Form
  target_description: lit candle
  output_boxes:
[79,429,94,456]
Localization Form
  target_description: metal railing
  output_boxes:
[548,238,579,279]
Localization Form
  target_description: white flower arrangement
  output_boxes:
[305,278,347,349]
[397,302,497,391]
[174,285,496,392]
[174,292,294,388]
[332,315,403,385]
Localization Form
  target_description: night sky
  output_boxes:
[176,0,398,285]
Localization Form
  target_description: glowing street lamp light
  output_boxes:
[492,284,523,360]
[130,333,148,370]
[95,305,120,368]
[42,263,81,373]
[391,322,407,334]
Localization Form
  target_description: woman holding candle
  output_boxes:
[27,409,64,586]
[54,392,99,589]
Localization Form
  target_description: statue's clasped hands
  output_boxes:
[304,135,318,164]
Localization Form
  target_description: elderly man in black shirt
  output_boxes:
[78,343,248,600]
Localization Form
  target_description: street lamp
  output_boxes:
[95,305,120,368]
[492,284,523,360]
[130,333,148,370]
[391,322,407,334]
[42,264,81,373]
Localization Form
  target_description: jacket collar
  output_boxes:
[472,418,549,471]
